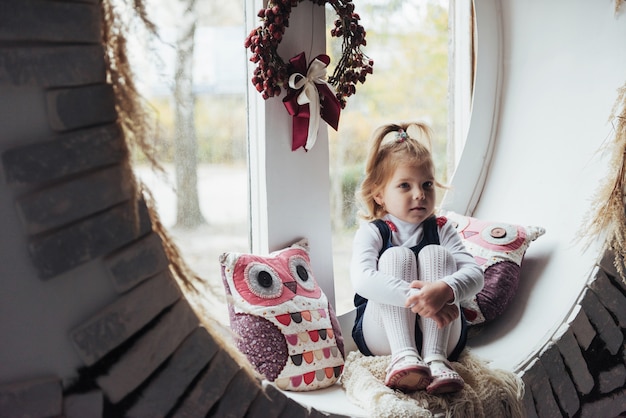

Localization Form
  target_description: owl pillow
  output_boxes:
[443,211,545,326]
[220,239,345,392]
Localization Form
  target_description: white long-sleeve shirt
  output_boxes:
[350,214,484,308]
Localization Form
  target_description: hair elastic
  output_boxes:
[381,129,408,146]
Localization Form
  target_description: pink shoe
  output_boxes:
[425,358,464,395]
[384,355,432,392]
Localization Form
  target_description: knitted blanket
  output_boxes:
[341,350,525,418]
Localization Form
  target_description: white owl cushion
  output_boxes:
[443,211,545,326]
[220,239,345,392]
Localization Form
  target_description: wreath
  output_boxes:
[244,0,373,151]
[244,0,373,109]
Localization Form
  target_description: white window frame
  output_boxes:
[447,0,474,174]
[245,0,337,306]
[442,0,502,216]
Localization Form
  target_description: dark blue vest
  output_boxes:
[352,215,441,355]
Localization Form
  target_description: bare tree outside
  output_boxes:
[173,0,205,228]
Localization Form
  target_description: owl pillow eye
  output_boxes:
[289,255,316,292]
[244,262,283,299]
[480,223,519,246]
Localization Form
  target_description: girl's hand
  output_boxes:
[405,281,458,327]
[430,303,459,328]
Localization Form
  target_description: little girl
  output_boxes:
[350,122,484,394]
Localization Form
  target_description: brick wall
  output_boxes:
[0,2,333,417]
[520,251,626,417]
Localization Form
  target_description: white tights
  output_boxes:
[362,245,462,362]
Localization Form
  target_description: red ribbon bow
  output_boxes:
[283,52,341,151]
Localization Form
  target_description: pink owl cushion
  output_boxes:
[220,239,345,391]
[443,211,545,326]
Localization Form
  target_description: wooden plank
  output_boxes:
[598,249,621,283]
[0,45,106,87]
[63,390,103,418]
[0,0,101,43]
[598,364,626,394]
[70,270,181,366]
[310,408,343,418]
[278,396,311,418]
[125,327,218,418]
[522,358,562,418]
[538,343,580,417]
[579,388,626,418]
[580,288,624,355]
[173,350,242,417]
[554,325,594,395]
[60,0,100,4]
[0,377,62,418]
[105,233,170,293]
[46,84,117,132]
[518,370,539,418]
[209,368,261,418]
[16,165,133,235]
[567,304,596,351]
[589,268,626,327]
[96,299,199,404]
[2,124,124,184]
[246,384,289,418]
[29,199,152,279]
[40,0,100,4]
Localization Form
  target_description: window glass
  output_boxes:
[129,1,249,326]
[326,0,452,313]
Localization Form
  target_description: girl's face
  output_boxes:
[375,162,436,224]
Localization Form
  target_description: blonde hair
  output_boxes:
[356,122,443,221]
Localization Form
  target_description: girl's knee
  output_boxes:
[418,244,454,263]
[378,246,416,280]
[417,245,457,279]
[379,246,414,265]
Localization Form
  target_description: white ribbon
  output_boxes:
[288,57,331,150]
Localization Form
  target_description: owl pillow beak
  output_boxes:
[284,281,297,294]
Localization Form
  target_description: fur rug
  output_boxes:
[340,350,525,418]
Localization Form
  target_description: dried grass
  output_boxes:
[581,81,626,285]
[101,0,203,293]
